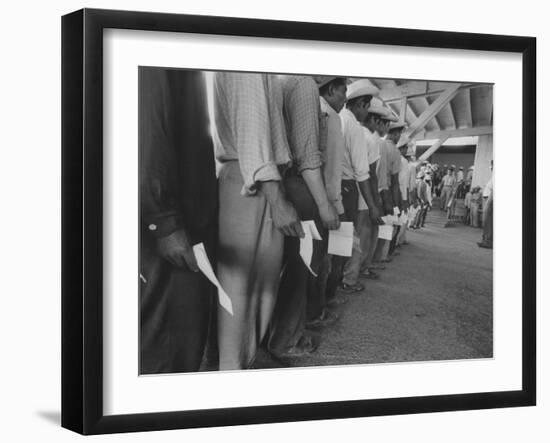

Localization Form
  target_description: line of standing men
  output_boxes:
[139,69,420,374]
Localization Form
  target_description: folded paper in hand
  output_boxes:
[193,243,233,315]
[300,220,322,277]
[328,221,354,257]
[378,224,394,240]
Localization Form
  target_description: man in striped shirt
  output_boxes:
[268,75,340,358]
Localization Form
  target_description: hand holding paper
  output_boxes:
[193,243,233,315]
[328,221,354,257]
[299,221,322,276]
[378,224,394,240]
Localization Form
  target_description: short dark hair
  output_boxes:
[319,77,347,97]
[346,94,372,110]
[365,112,382,124]
[387,127,403,136]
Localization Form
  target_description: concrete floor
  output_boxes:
[253,206,493,369]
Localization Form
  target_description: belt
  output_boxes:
[281,164,300,178]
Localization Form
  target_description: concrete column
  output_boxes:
[472,135,493,188]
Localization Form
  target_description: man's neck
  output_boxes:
[321,95,336,113]
[349,107,362,122]
[365,123,377,133]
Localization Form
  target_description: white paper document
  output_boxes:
[382,214,398,225]
[299,220,322,276]
[378,224,394,240]
[193,242,233,315]
[408,207,419,222]
[327,221,354,257]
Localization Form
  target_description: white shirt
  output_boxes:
[398,156,409,199]
[483,174,494,197]
[320,96,345,215]
[357,127,382,210]
[339,108,370,182]
[363,127,380,166]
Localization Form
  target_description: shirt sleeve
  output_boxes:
[323,112,345,214]
[409,164,417,191]
[285,78,323,172]
[139,68,186,239]
[219,73,282,193]
[347,124,370,182]
[398,158,408,198]
[388,143,402,175]
[364,130,380,165]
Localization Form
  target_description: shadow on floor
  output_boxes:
[36,410,61,426]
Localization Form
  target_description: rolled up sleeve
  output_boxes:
[216,73,282,194]
[348,125,370,182]
[284,78,323,172]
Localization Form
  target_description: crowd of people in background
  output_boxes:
[139,70,494,375]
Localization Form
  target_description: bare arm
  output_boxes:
[358,178,382,223]
[390,173,402,209]
[369,161,383,209]
[301,168,340,230]
[260,181,304,238]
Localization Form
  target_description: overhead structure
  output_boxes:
[360,78,493,159]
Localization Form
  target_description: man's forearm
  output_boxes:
[301,167,331,210]
[391,174,401,208]
[358,179,378,213]
[369,162,383,208]
[259,180,285,206]
[410,189,418,205]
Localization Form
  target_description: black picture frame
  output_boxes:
[61,8,536,435]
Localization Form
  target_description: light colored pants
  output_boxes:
[470,202,480,227]
[343,209,373,286]
[440,186,453,209]
[482,194,493,245]
[397,220,408,245]
[217,162,284,370]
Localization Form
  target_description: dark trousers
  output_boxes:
[389,225,401,255]
[482,194,493,246]
[306,231,329,321]
[325,180,357,300]
[140,245,214,374]
[268,175,323,353]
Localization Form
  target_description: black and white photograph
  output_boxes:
[138,68,494,375]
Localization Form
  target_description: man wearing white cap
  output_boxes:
[373,108,402,263]
[340,100,388,289]
[466,165,474,185]
[395,129,411,246]
[440,167,457,210]
[385,119,407,256]
[337,80,382,293]
[457,166,465,183]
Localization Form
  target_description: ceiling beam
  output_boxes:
[423,96,441,130]
[399,97,407,122]
[418,137,450,161]
[379,82,488,103]
[464,89,473,128]
[448,101,457,129]
[417,125,493,140]
[403,84,461,140]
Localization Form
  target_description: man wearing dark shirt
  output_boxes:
[139,68,218,374]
